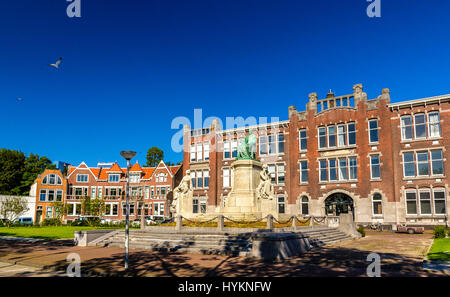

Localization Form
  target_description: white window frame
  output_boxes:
[419,189,432,215]
[433,189,446,215]
[76,174,89,183]
[300,161,308,184]
[401,115,413,140]
[405,190,418,215]
[414,114,427,139]
[370,154,381,180]
[299,129,307,151]
[428,112,441,138]
[372,193,383,216]
[368,119,379,143]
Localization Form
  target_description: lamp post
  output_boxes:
[120,150,136,270]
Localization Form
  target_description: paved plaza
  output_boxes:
[0,230,447,277]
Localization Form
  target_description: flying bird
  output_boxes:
[49,57,62,69]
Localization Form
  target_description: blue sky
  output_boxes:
[1,0,450,167]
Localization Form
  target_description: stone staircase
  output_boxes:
[96,227,352,256]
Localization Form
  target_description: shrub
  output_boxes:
[433,226,446,239]
[70,220,89,226]
[357,226,366,237]
[448,228,450,238]
[41,218,62,226]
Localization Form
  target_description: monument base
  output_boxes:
[221,159,263,220]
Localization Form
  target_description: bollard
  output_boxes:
[310,216,314,229]
[266,214,274,230]
[292,216,298,231]
[176,215,183,232]
[217,215,224,232]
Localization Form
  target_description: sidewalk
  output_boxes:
[0,231,448,277]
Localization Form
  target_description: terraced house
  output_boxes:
[182,84,450,228]
[32,161,181,223]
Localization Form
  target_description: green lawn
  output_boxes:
[0,226,124,240]
[427,238,450,261]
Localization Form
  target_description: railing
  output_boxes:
[316,95,355,113]
[169,215,340,232]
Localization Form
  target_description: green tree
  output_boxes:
[0,196,29,227]
[146,147,164,167]
[82,196,105,217]
[53,202,67,224]
[0,149,26,195]
[14,153,56,195]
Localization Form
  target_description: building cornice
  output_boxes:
[388,94,450,109]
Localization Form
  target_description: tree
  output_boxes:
[146,147,164,167]
[0,196,29,227]
[82,196,105,217]
[14,153,56,195]
[0,149,26,195]
[53,202,67,224]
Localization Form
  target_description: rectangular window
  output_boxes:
[231,140,238,158]
[197,171,203,188]
[349,157,357,180]
[200,200,206,214]
[419,190,432,215]
[193,199,199,214]
[196,143,203,161]
[319,160,328,182]
[46,207,53,219]
[428,112,441,138]
[406,191,417,215]
[319,127,326,149]
[401,116,413,140]
[224,141,231,159]
[414,114,427,138]
[91,187,96,199]
[98,187,102,198]
[77,174,88,183]
[204,170,209,188]
[431,150,444,176]
[329,159,337,181]
[348,123,356,145]
[223,169,230,188]
[339,158,348,181]
[48,190,55,202]
[204,143,210,160]
[108,174,120,183]
[300,161,308,183]
[403,152,415,177]
[56,190,63,202]
[67,204,74,216]
[75,204,81,215]
[370,155,381,179]
[259,135,267,155]
[337,125,346,147]
[277,196,285,214]
[278,134,285,154]
[328,126,336,147]
[433,190,446,215]
[268,135,276,154]
[369,119,379,143]
[191,171,196,188]
[277,164,285,184]
[40,190,46,202]
[417,152,429,176]
[299,130,307,151]
[268,165,276,184]
[190,145,196,162]
[372,194,383,215]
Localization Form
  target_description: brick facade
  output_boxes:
[182,84,450,227]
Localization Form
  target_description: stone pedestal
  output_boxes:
[221,160,263,220]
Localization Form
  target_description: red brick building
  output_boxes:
[182,84,450,228]
[33,169,67,223]
[65,161,181,222]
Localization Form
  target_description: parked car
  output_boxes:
[72,216,101,226]
[13,217,33,225]
[396,224,424,234]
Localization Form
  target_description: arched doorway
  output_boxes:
[325,193,354,218]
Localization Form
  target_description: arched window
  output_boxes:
[301,196,309,215]
[42,174,62,185]
[372,193,383,215]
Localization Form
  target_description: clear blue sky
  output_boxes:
[1,0,450,168]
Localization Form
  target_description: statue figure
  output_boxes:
[256,164,274,200]
[170,169,192,213]
[237,130,257,161]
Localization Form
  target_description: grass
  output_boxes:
[0,226,124,240]
[427,238,450,261]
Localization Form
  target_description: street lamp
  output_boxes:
[120,150,136,270]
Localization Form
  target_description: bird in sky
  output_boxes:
[17,97,23,102]
[49,57,62,69]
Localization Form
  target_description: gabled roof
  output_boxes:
[130,162,143,172]
[107,163,123,173]
[67,162,99,180]
[142,167,155,180]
